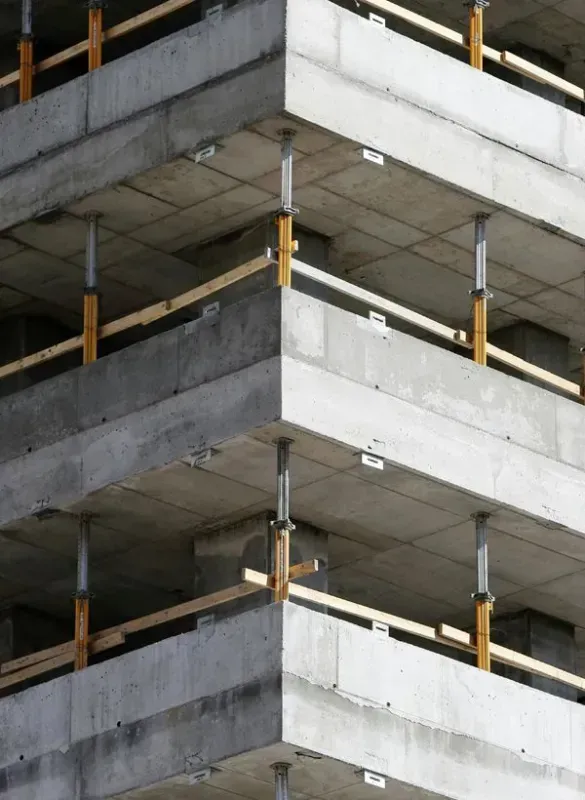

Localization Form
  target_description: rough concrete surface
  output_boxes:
[0,604,283,799]
[2,603,585,799]
[0,289,282,527]
[285,0,585,245]
[0,0,285,231]
[1,285,585,538]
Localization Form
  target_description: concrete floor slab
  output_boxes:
[2,288,585,634]
[5,604,585,799]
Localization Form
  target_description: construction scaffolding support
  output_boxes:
[83,212,99,365]
[18,0,33,102]
[272,439,294,602]
[88,0,105,71]
[468,0,489,71]
[276,130,296,288]
[472,212,490,366]
[273,763,291,800]
[74,513,91,671]
[472,512,494,672]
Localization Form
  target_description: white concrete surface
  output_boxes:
[285,0,585,245]
[283,604,585,800]
[3,603,585,799]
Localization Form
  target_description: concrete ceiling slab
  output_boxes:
[351,544,522,608]
[3,120,585,377]
[126,158,240,209]
[120,461,270,518]
[415,520,585,586]
[2,428,585,641]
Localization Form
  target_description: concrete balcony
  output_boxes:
[1,284,585,644]
[2,602,584,800]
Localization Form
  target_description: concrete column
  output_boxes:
[193,512,328,619]
[492,609,578,701]
[490,321,570,394]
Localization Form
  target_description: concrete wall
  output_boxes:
[0,289,281,527]
[283,603,585,800]
[0,604,283,799]
[3,602,585,799]
[0,0,285,231]
[1,286,585,537]
[285,0,585,245]
[280,286,585,537]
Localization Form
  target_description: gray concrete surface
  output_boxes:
[3,602,585,799]
[0,0,285,231]
[285,0,585,246]
[3,287,585,635]
[0,603,283,799]
[0,287,281,526]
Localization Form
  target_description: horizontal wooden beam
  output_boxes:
[104,0,196,42]
[437,624,585,692]
[0,632,124,690]
[0,560,316,686]
[293,260,581,399]
[0,255,273,381]
[501,51,584,102]
[292,260,470,348]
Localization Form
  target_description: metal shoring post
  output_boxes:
[19,0,33,102]
[74,513,91,671]
[83,213,99,365]
[467,0,489,71]
[472,512,494,672]
[273,763,291,800]
[87,0,106,71]
[471,213,491,366]
[272,439,295,601]
[276,130,297,288]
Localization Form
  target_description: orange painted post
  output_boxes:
[83,213,99,365]
[74,513,92,671]
[472,213,490,366]
[272,439,294,601]
[468,0,489,71]
[472,512,494,672]
[18,0,33,102]
[88,0,105,71]
[275,130,296,287]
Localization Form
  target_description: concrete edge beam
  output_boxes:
[285,0,585,245]
[0,604,284,798]
[0,0,286,231]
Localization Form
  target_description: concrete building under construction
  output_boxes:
[2,0,585,797]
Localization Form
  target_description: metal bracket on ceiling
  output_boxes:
[361,452,384,471]
[362,148,384,166]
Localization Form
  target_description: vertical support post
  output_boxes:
[273,763,291,800]
[74,513,91,671]
[19,0,33,103]
[472,212,490,366]
[472,512,494,672]
[272,439,295,601]
[276,130,296,288]
[88,1,105,71]
[83,212,99,365]
[468,0,489,71]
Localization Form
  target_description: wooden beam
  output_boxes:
[501,52,585,102]
[0,632,124,689]
[292,260,470,348]
[486,342,581,398]
[363,0,465,48]
[241,559,319,590]
[438,623,585,692]
[0,580,263,682]
[104,0,196,42]
[239,575,441,643]
[0,255,273,381]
